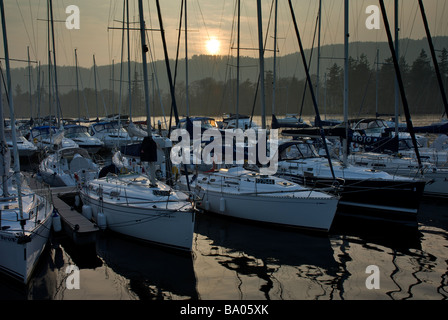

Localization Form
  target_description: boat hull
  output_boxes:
[0,211,52,284]
[79,192,195,251]
[195,189,338,232]
[278,173,425,224]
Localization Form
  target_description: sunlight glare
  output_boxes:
[206,37,220,55]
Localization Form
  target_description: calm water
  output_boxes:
[1,195,447,300]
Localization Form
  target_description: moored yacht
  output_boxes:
[276,139,427,224]
[38,147,99,187]
[180,166,339,232]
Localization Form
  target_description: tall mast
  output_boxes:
[27,46,33,121]
[0,0,24,223]
[93,55,99,121]
[137,0,151,136]
[36,62,41,123]
[418,0,448,118]
[126,0,132,122]
[0,66,8,196]
[394,0,399,136]
[185,0,189,117]
[316,0,322,111]
[288,0,336,180]
[155,0,180,126]
[256,0,266,129]
[49,0,61,127]
[343,0,349,166]
[75,49,80,124]
[378,0,423,174]
[271,0,278,117]
[236,0,240,128]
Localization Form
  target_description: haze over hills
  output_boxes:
[8,36,448,119]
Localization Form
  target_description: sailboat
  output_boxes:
[0,0,53,283]
[181,167,338,232]
[280,0,427,224]
[178,1,339,232]
[63,124,104,154]
[38,146,99,187]
[276,139,426,222]
[79,0,195,251]
[345,0,448,198]
[4,127,37,157]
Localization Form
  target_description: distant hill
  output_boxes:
[8,36,448,118]
[11,36,448,94]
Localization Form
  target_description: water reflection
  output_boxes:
[193,213,340,300]
[1,197,447,300]
[95,233,198,300]
[329,201,448,300]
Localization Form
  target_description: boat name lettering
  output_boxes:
[352,135,377,144]
[255,178,275,185]
[0,234,17,242]
[153,190,171,197]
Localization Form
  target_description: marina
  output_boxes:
[0,0,448,305]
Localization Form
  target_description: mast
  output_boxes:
[185,0,189,117]
[93,55,99,121]
[378,0,423,174]
[47,0,52,125]
[118,0,125,122]
[27,46,33,122]
[315,0,322,111]
[155,0,180,126]
[288,0,336,180]
[0,67,9,197]
[236,0,240,128]
[394,0,399,136]
[126,0,132,122]
[256,0,266,130]
[36,62,41,124]
[343,0,349,166]
[0,0,24,224]
[49,0,62,127]
[418,0,448,118]
[375,49,379,117]
[75,49,80,124]
[137,0,152,137]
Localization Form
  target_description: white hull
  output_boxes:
[38,147,99,187]
[80,194,195,251]
[196,189,338,232]
[0,202,53,284]
[78,174,195,251]
[349,152,448,198]
[182,167,339,232]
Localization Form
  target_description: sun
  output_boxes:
[205,37,220,55]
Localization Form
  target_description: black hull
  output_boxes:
[277,173,425,225]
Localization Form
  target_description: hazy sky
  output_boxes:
[2,0,448,69]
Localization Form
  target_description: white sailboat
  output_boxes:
[180,167,338,232]
[89,121,132,150]
[4,128,37,157]
[79,0,195,251]
[63,124,104,154]
[0,172,54,283]
[348,151,448,198]
[39,147,99,187]
[276,139,427,221]
[0,1,53,283]
[29,125,79,152]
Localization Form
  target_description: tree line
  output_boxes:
[9,47,448,122]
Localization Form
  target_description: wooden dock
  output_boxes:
[25,173,99,245]
[52,188,99,246]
